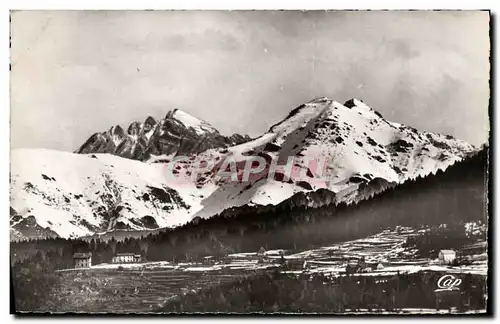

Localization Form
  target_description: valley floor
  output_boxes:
[66,226,487,276]
[18,226,488,314]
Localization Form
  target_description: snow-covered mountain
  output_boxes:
[10,98,477,240]
[177,97,475,219]
[76,108,251,161]
[10,149,207,239]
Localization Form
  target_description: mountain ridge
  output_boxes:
[76,108,252,161]
[10,97,479,239]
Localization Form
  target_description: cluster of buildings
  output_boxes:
[72,248,458,270]
[342,249,458,274]
[345,257,384,274]
[111,253,143,264]
[73,252,143,269]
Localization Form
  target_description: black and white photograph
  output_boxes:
[9,9,491,315]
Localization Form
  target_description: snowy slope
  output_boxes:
[10,149,213,239]
[168,109,218,135]
[10,97,477,239]
[188,98,475,218]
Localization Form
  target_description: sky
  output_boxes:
[10,10,490,151]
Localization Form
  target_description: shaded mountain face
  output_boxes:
[76,109,251,161]
[10,97,480,240]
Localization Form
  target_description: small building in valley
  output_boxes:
[134,254,142,263]
[345,258,384,274]
[257,247,266,263]
[112,253,141,264]
[345,262,360,274]
[73,252,92,268]
[438,250,457,265]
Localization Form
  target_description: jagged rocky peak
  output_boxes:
[109,125,126,138]
[166,108,219,135]
[125,116,157,136]
[76,107,251,161]
[143,116,157,131]
[127,121,142,136]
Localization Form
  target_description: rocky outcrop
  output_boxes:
[76,109,251,161]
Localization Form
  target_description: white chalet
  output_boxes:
[438,249,457,265]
